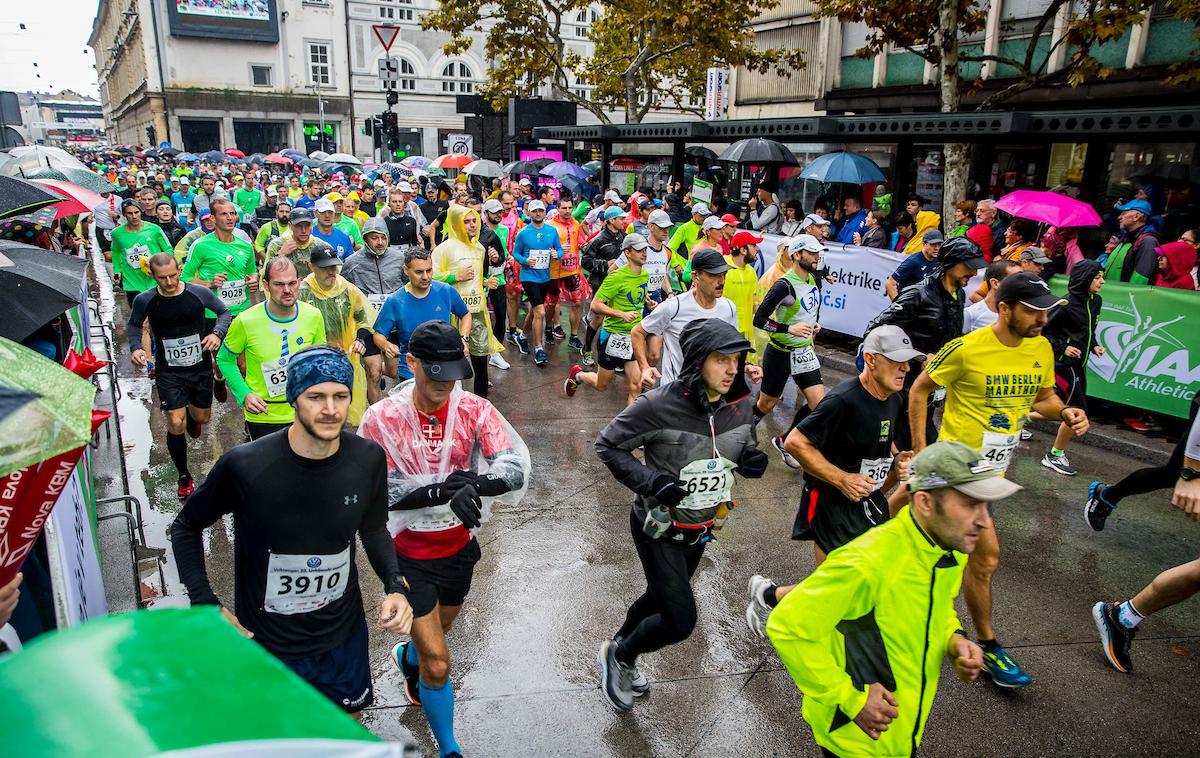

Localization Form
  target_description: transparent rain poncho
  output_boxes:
[357,380,530,536]
[298,271,377,425]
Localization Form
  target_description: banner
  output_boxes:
[44,463,107,625]
[1049,278,1199,418]
[704,68,729,121]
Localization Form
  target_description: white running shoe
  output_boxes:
[489,353,511,370]
[746,574,775,638]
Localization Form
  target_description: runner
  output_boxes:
[667,202,710,255]
[745,325,920,636]
[128,253,232,499]
[181,197,260,403]
[217,257,327,440]
[908,272,1089,689]
[359,320,530,758]
[371,248,470,382]
[254,199,292,264]
[768,441,1011,758]
[432,205,503,398]
[565,233,650,406]
[342,217,407,395]
[265,207,337,280]
[382,185,422,248]
[327,192,365,251]
[233,174,262,227]
[723,230,764,353]
[962,260,1020,334]
[509,199,563,367]
[313,198,355,261]
[579,207,627,366]
[478,198,512,369]
[547,195,590,350]
[594,319,767,711]
[111,198,173,309]
[642,209,686,303]
[752,234,827,467]
[170,347,415,718]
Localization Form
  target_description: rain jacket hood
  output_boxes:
[1044,259,1102,366]
[676,319,752,409]
[1155,241,1197,290]
[446,204,480,246]
[902,210,941,255]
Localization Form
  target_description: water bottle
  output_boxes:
[712,500,735,532]
[642,505,672,539]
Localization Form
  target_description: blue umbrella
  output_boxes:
[559,174,595,200]
[176,153,200,162]
[798,151,885,184]
[540,161,589,180]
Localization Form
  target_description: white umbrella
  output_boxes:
[463,159,502,178]
[325,152,362,165]
[308,150,330,160]
[1,145,87,177]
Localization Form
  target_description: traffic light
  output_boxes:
[386,89,399,107]
[145,124,157,146]
[382,111,398,135]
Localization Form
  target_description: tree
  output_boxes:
[816,0,1200,220]
[421,0,807,125]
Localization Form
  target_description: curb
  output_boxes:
[816,347,1171,466]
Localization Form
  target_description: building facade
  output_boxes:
[15,91,106,148]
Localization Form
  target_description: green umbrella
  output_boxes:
[583,160,602,176]
[28,166,117,195]
[0,337,97,478]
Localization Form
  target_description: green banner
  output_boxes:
[1049,276,1200,418]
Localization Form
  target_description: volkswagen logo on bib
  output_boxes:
[706,460,718,471]
[307,557,322,568]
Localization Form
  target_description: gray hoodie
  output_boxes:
[341,244,411,296]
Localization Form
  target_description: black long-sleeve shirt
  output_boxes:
[170,431,407,658]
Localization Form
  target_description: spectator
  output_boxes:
[872,183,892,215]
[1040,226,1085,276]
[1180,227,1200,288]
[1104,199,1161,284]
[833,195,868,244]
[1153,241,1197,290]
[855,210,889,249]
[890,211,915,253]
[905,194,926,217]
[747,184,781,233]
[949,200,976,237]
[903,204,941,255]
[800,212,830,241]
[778,200,804,236]
[886,229,943,299]
[973,198,1006,257]
[972,240,1047,303]
[962,259,1020,333]
[812,196,831,221]
[996,218,1038,262]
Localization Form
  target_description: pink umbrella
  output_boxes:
[224,148,246,159]
[29,179,104,219]
[263,152,293,166]
[994,190,1101,228]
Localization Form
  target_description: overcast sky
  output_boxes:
[0,3,101,98]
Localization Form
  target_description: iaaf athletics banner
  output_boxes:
[1049,278,1199,418]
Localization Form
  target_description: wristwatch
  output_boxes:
[1179,467,1200,481]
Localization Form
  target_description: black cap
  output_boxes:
[309,246,341,268]
[637,196,654,211]
[995,272,1068,311]
[289,207,314,224]
[408,321,473,381]
[936,236,986,270]
[691,248,733,274]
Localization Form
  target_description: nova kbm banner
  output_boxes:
[1049,277,1199,418]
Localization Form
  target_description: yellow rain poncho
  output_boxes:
[902,210,941,255]
[298,270,377,425]
[432,205,503,357]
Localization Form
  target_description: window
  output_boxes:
[308,41,332,87]
[250,64,273,87]
[378,0,413,21]
[441,61,474,93]
[398,58,416,91]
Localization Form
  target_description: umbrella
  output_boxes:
[798,150,886,184]
[143,149,162,159]
[160,146,181,157]
[30,180,104,219]
[6,145,87,172]
[463,159,502,178]
[309,150,330,160]
[559,174,595,200]
[431,154,474,169]
[0,207,59,241]
[508,158,555,176]
[225,156,246,165]
[0,243,89,343]
[326,152,362,165]
[0,176,63,220]
[263,152,293,166]
[281,148,307,160]
[716,138,798,167]
[224,148,246,159]
[200,150,227,163]
[299,158,325,169]
[0,335,98,478]
[176,152,200,162]
[994,190,1102,228]
[28,166,116,194]
[1130,161,1200,189]
[582,160,602,176]
[246,153,266,166]
[685,146,719,161]
[540,161,589,180]
[400,156,432,169]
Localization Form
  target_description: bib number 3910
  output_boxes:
[981,430,1019,472]
[264,547,350,615]
[678,457,736,510]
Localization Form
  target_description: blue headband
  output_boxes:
[286,347,354,405]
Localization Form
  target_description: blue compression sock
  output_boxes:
[419,678,460,757]
[405,640,420,667]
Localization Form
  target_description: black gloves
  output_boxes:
[649,473,689,508]
[447,484,482,530]
[737,448,769,479]
[446,469,511,497]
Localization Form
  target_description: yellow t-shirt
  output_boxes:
[926,325,1055,456]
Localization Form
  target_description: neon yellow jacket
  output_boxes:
[767,506,965,758]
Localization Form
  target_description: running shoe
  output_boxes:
[389,640,423,705]
[565,364,582,397]
[147,361,156,378]
[176,476,195,500]
[746,574,775,639]
[489,353,510,370]
[514,333,530,355]
[596,639,634,711]
[534,347,547,367]
[581,350,595,367]
[213,378,228,403]
[1085,481,1115,532]
[614,364,624,374]
[186,413,202,439]
[568,335,584,351]
[1020,429,1033,441]
[543,331,558,345]
[1092,601,1136,673]
[982,644,1031,688]
[506,329,520,347]
[1041,451,1077,476]
[1124,415,1154,433]
[552,324,567,340]
[772,435,802,470]
[612,636,649,695]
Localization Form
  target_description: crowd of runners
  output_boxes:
[81,152,1200,758]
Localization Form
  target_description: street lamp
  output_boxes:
[308,83,328,152]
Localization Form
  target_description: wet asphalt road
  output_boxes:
[93,281,1200,757]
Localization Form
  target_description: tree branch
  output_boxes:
[1025,0,1068,72]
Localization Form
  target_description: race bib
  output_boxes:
[528,249,551,269]
[647,271,666,290]
[560,252,579,270]
[261,356,289,399]
[367,293,389,311]
[932,387,947,403]
[162,334,203,367]
[790,346,820,374]
[606,331,633,361]
[407,504,463,533]
[678,457,737,511]
[125,243,149,270]
[858,456,893,492]
[981,430,1019,472]
[216,278,246,307]
[462,291,484,313]
[264,546,350,615]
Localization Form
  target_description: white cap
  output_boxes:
[526,199,546,212]
[702,215,729,231]
[481,198,503,213]
[519,177,532,186]
[266,186,278,197]
[314,198,336,213]
[604,189,623,204]
[397,181,414,193]
[801,213,828,228]
[789,234,825,253]
[179,176,190,185]
[691,202,712,217]
[373,178,386,188]
[647,209,673,228]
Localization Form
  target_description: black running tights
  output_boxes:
[470,354,489,399]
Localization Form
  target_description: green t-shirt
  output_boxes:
[336,216,363,249]
[217,301,327,424]
[181,234,258,316]
[234,188,262,223]
[594,264,649,334]
[110,223,172,292]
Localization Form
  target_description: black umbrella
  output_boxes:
[0,177,63,221]
[200,150,227,162]
[247,153,266,166]
[299,158,325,169]
[716,138,798,167]
[685,146,719,161]
[508,158,555,176]
[160,147,181,157]
[1130,161,1200,189]
[143,148,162,158]
[0,243,90,342]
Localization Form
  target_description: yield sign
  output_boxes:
[372,25,400,52]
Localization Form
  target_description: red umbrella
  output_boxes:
[431,154,475,169]
[263,152,293,166]
[224,148,246,159]
[30,179,104,219]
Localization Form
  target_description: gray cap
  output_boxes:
[863,325,926,363]
[702,215,729,231]
[908,440,1024,502]
[481,198,503,214]
[648,209,673,228]
[622,232,649,250]
[1019,246,1051,264]
[923,229,945,244]
[314,198,336,213]
[362,217,389,240]
[526,199,546,212]
[289,207,314,224]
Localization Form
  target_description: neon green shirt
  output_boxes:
[234,188,262,223]
[594,264,649,334]
[181,234,258,317]
[110,223,172,292]
[336,216,363,249]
